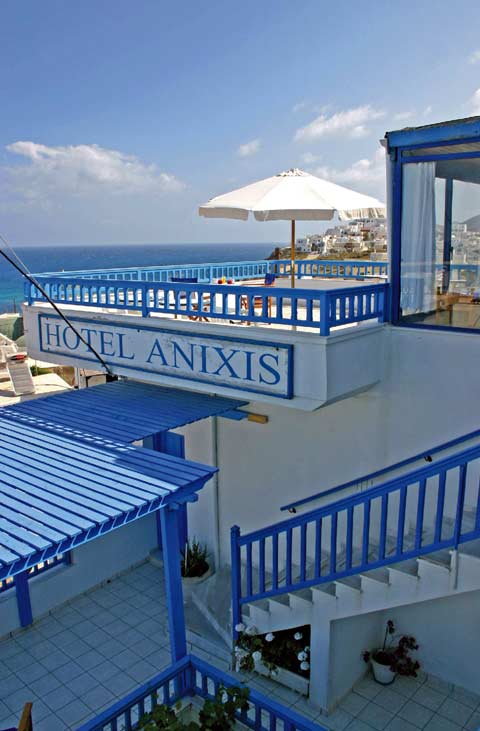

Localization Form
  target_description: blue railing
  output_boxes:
[281,425,480,513]
[231,440,480,633]
[25,277,388,335]
[76,654,326,731]
[33,258,389,283]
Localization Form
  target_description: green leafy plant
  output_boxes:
[363,619,420,677]
[135,686,249,731]
[136,701,187,730]
[181,538,209,578]
[235,624,311,678]
[198,686,249,730]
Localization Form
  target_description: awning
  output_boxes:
[0,417,217,581]
[0,380,247,443]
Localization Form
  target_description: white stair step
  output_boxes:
[361,567,390,585]
[334,576,362,603]
[418,549,452,571]
[388,560,420,592]
[311,583,337,605]
[248,599,271,626]
[456,538,480,559]
[289,588,313,610]
[360,568,390,596]
[268,594,291,612]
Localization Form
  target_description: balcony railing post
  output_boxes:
[319,291,330,335]
[230,525,242,641]
[454,463,467,548]
[141,283,149,317]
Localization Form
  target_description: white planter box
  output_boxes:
[254,659,309,696]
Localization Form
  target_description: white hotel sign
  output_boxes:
[36,314,294,399]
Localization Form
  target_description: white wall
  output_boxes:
[0,514,157,638]
[329,589,480,705]
[207,325,480,562]
[174,418,219,566]
[383,590,480,695]
[329,613,383,708]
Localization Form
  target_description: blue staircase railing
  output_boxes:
[76,654,326,731]
[25,277,388,335]
[231,441,480,635]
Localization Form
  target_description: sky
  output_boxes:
[1,0,480,246]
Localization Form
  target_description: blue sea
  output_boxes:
[0,243,273,314]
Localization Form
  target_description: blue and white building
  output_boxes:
[2,114,480,731]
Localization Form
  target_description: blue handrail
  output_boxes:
[76,654,326,731]
[32,258,389,283]
[25,277,388,335]
[281,425,480,513]
[231,440,480,633]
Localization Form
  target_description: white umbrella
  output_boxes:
[199,168,385,287]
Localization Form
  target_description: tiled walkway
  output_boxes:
[314,673,480,731]
[1,561,479,731]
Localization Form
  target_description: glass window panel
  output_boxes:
[399,157,480,329]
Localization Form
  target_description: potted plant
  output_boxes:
[136,685,249,730]
[363,620,420,685]
[180,538,212,603]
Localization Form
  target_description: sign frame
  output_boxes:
[37,313,294,399]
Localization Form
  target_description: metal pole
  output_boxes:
[291,219,296,289]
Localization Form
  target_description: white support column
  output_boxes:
[308,615,332,711]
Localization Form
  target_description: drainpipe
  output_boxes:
[211,416,221,570]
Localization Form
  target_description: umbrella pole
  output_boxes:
[291,219,295,289]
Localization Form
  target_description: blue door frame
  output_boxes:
[152,431,188,550]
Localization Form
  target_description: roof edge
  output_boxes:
[385,115,480,149]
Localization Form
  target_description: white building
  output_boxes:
[2,116,480,730]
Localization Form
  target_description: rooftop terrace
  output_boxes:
[24,258,390,336]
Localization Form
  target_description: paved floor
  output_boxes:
[1,561,479,731]
[312,673,480,731]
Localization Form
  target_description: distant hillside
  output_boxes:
[465,214,480,232]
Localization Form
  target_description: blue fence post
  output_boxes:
[319,292,330,335]
[231,525,242,642]
[141,283,149,317]
[15,571,33,627]
[160,505,188,663]
[454,464,467,548]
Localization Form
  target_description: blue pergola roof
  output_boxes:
[0,417,217,581]
[0,380,247,443]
